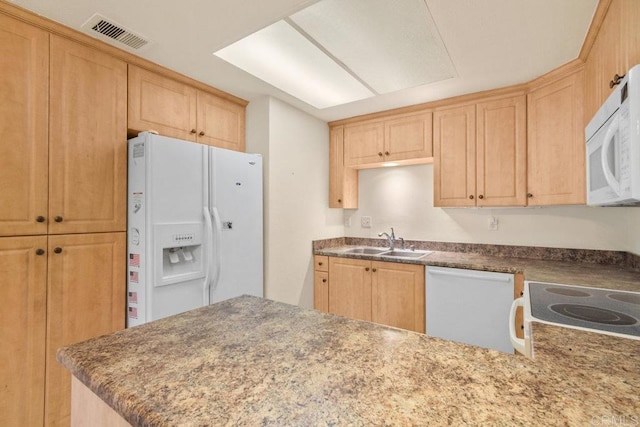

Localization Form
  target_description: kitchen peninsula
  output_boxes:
[59,295,640,426]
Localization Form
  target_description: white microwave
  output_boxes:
[586,64,640,206]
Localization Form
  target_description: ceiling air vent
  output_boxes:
[81,14,151,50]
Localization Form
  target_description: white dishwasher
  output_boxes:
[426,266,514,353]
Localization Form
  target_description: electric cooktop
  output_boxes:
[528,282,640,337]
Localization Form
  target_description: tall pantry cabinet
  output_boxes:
[0,14,126,427]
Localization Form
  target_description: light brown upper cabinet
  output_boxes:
[344,112,432,167]
[0,236,47,427]
[476,96,527,206]
[434,94,526,207]
[44,232,126,427]
[433,104,477,207]
[0,15,49,237]
[329,126,358,208]
[128,65,246,151]
[527,69,585,206]
[196,90,245,151]
[49,35,128,234]
[584,0,640,123]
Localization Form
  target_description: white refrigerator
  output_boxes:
[126,132,263,327]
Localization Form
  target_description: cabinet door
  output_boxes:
[384,112,433,162]
[0,16,48,236]
[371,261,425,333]
[527,70,585,206]
[328,257,372,322]
[329,126,358,208]
[0,236,47,427]
[196,90,245,151]
[314,271,329,313]
[49,36,127,234]
[584,0,627,123]
[433,104,476,207]
[476,95,527,206]
[45,232,125,427]
[344,121,385,166]
[128,65,197,141]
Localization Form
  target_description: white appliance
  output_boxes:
[510,281,640,359]
[126,132,263,327]
[586,64,640,206]
[426,267,514,353]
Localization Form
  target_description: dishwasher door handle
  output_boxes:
[509,297,526,355]
[428,268,513,282]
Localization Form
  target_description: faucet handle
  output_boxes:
[399,237,405,249]
[390,227,395,238]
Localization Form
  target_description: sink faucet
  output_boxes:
[378,227,397,250]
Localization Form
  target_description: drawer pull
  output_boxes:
[36,249,45,256]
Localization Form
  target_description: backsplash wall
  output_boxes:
[347,164,640,255]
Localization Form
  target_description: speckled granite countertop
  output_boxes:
[59,296,640,426]
[315,241,640,292]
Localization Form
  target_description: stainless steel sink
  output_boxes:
[342,247,389,255]
[379,249,433,259]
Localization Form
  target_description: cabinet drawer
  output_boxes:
[314,255,329,272]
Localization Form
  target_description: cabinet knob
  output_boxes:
[478,195,484,200]
[384,151,389,156]
[36,249,45,256]
[190,129,197,134]
[365,267,370,271]
[468,195,474,200]
[54,216,63,222]
[199,131,205,136]
[322,279,327,283]
[609,73,625,88]
[372,268,377,272]
[377,152,383,157]
[36,216,46,223]
[54,247,62,254]
[337,199,342,203]
[318,262,323,266]
[527,193,533,198]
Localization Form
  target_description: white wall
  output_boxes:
[346,164,640,254]
[247,97,344,308]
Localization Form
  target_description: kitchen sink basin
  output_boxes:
[342,247,389,255]
[379,249,433,259]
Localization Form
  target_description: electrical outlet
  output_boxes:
[361,216,372,228]
[488,216,498,231]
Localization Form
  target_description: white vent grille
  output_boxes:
[81,14,151,50]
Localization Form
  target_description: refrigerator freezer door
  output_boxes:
[127,133,209,326]
[209,148,264,303]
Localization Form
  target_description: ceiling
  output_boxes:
[8,0,598,122]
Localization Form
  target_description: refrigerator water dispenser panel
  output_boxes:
[153,223,205,287]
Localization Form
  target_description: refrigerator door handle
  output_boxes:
[211,207,222,291]
[203,206,214,304]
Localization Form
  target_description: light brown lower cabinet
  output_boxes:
[0,233,125,426]
[319,257,425,333]
[45,232,126,426]
[0,236,47,426]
